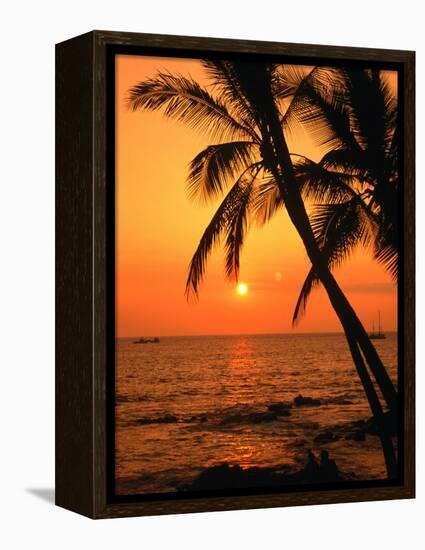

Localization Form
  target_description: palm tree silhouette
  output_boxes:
[286,68,399,477]
[290,67,398,322]
[128,61,398,477]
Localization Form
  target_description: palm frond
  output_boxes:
[281,66,321,122]
[252,175,284,226]
[185,166,259,299]
[224,168,260,279]
[386,124,398,176]
[383,92,398,158]
[343,69,392,154]
[127,71,251,141]
[187,141,257,203]
[312,200,374,266]
[272,65,313,100]
[284,68,360,152]
[374,200,398,280]
[214,61,278,132]
[293,157,358,204]
[320,147,367,178]
[293,198,376,324]
[292,267,319,325]
[374,241,398,280]
[341,69,397,185]
[201,60,262,140]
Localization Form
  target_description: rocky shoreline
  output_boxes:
[129,394,348,427]
[178,449,350,492]
[175,404,397,492]
[125,395,396,493]
[312,410,397,445]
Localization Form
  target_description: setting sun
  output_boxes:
[236,283,248,296]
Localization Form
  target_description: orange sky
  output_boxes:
[116,55,398,337]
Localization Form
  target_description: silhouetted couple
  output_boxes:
[304,450,339,482]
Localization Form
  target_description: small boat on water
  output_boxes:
[133,337,160,344]
[369,312,386,340]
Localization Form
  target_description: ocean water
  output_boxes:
[115,333,397,495]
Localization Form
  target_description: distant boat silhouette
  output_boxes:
[369,312,386,340]
[133,337,160,344]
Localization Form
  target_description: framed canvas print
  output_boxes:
[55,30,415,519]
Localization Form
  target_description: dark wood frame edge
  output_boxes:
[55,30,415,519]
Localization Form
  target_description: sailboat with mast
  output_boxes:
[369,311,386,340]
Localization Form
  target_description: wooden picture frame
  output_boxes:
[55,30,415,519]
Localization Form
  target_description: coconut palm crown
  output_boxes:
[127,62,329,298]
[287,68,398,323]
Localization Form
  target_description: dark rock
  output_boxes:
[180,464,278,491]
[301,421,320,430]
[221,411,278,425]
[364,410,397,436]
[351,419,367,428]
[220,414,244,425]
[344,429,366,441]
[332,398,353,405]
[351,431,366,441]
[330,410,397,442]
[267,402,292,416]
[248,412,278,423]
[314,430,340,444]
[339,411,397,438]
[135,414,178,425]
[294,394,322,407]
[179,451,347,492]
[189,415,208,423]
[158,414,178,423]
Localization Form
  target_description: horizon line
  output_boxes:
[117,329,398,339]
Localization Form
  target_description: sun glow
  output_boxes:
[236,282,248,296]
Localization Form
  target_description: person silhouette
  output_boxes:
[319,450,339,482]
[303,450,320,481]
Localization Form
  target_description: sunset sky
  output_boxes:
[116,55,398,337]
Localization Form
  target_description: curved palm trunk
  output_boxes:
[258,86,397,476]
[279,180,398,476]
[284,186,398,413]
[345,334,397,478]
[263,105,397,414]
